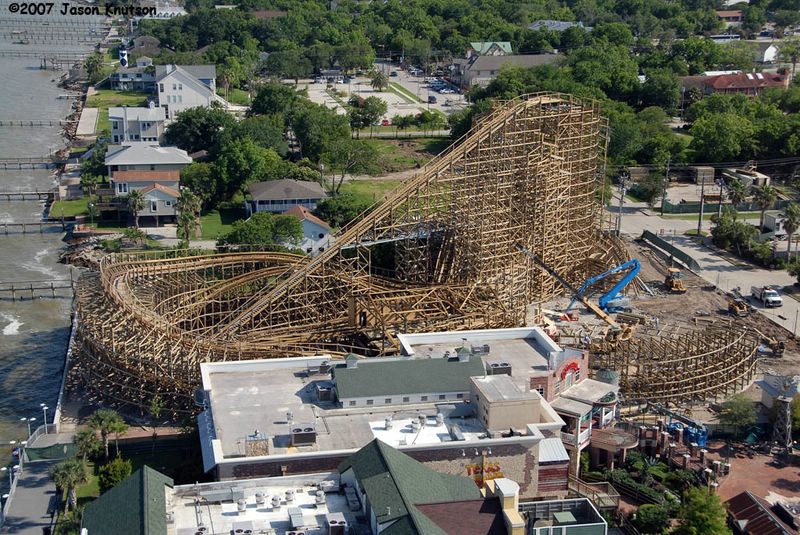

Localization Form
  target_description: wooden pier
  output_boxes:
[1,220,67,234]
[0,274,75,301]
[0,120,76,128]
[0,49,88,60]
[0,189,54,201]
[0,157,61,170]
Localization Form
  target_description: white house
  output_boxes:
[283,205,333,254]
[105,142,192,196]
[155,64,227,119]
[136,183,181,225]
[108,103,166,143]
[246,179,327,215]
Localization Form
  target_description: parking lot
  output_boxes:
[303,62,468,123]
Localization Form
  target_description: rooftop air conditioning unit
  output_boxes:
[291,425,317,446]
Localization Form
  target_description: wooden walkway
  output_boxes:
[0,220,67,233]
[0,190,54,201]
[0,158,61,170]
[0,276,75,301]
[0,49,87,59]
[0,120,76,128]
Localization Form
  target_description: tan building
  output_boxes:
[471,375,541,432]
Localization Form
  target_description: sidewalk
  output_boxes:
[1,460,58,535]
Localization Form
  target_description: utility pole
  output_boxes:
[617,173,628,236]
[717,179,724,219]
[661,157,670,214]
[697,175,706,236]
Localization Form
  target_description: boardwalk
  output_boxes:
[0,158,59,170]
[0,120,76,128]
[0,277,75,301]
[0,221,67,234]
[1,460,58,535]
[0,190,52,201]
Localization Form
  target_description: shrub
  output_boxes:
[98,456,132,493]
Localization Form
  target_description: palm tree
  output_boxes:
[51,458,88,514]
[752,184,778,232]
[176,188,201,243]
[370,70,389,92]
[74,428,102,462]
[80,173,99,197]
[126,189,145,229]
[727,178,748,208]
[778,37,800,81]
[87,409,127,460]
[782,202,800,260]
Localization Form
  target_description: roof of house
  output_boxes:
[113,66,153,76]
[470,375,537,402]
[251,9,288,18]
[709,72,787,90]
[247,179,326,201]
[469,42,513,55]
[415,497,507,535]
[133,35,160,46]
[108,106,165,122]
[112,170,181,182]
[155,64,216,81]
[105,143,192,166]
[338,439,481,533]
[716,9,743,16]
[538,437,571,463]
[283,204,331,230]
[468,54,561,72]
[332,355,485,399]
[81,466,174,535]
[727,491,799,535]
[528,20,591,32]
[140,183,180,198]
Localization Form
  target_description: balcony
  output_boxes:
[561,427,592,447]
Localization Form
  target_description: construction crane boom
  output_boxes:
[567,259,641,312]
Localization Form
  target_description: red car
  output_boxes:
[381,119,392,126]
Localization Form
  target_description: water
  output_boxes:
[0,4,102,447]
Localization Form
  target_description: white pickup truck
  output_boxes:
[751,286,783,307]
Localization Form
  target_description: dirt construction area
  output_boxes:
[622,238,800,378]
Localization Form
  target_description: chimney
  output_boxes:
[345,353,358,369]
[486,478,525,535]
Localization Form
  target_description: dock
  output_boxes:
[1,220,68,234]
[0,119,77,128]
[0,157,61,170]
[0,274,75,301]
[0,189,54,201]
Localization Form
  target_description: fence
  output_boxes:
[640,230,701,271]
[662,199,791,215]
[0,449,24,525]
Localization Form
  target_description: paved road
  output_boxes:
[614,201,799,335]
[1,460,58,534]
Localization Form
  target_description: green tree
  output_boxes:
[264,49,312,84]
[98,456,132,493]
[314,193,372,228]
[80,174,100,197]
[84,52,105,84]
[87,409,127,460]
[82,140,108,178]
[348,96,388,135]
[150,395,165,420]
[215,138,283,198]
[727,177,748,208]
[640,69,680,113]
[228,115,288,156]
[51,458,89,514]
[163,106,236,154]
[371,70,389,92]
[217,212,302,247]
[675,487,731,535]
[74,428,102,462]
[176,188,201,242]
[719,394,756,437]
[323,139,379,194]
[126,190,145,230]
[632,173,666,208]
[752,184,778,232]
[291,102,351,162]
[219,55,244,100]
[634,504,669,534]
[180,162,217,210]
[782,203,800,259]
[689,113,755,162]
[249,82,299,117]
[779,37,800,80]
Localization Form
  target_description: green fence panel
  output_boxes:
[663,199,789,214]
[25,443,77,461]
[640,231,701,272]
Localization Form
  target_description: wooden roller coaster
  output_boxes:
[70,93,760,414]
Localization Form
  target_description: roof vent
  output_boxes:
[345,354,358,369]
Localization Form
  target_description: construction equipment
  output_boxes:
[515,244,635,345]
[664,267,687,293]
[761,335,786,357]
[649,403,708,447]
[728,297,751,317]
[567,258,641,312]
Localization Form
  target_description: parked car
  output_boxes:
[326,77,335,84]
[390,71,398,77]
[314,76,323,83]
[428,95,437,104]
[381,119,392,126]
[751,286,783,307]
[343,76,353,83]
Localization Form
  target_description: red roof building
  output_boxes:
[681,72,788,98]
[727,491,799,535]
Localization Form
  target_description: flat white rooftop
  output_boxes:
[167,473,364,535]
[369,414,485,448]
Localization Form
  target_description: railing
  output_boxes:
[561,427,592,447]
[567,475,620,510]
[25,424,58,450]
[0,449,25,526]
[602,411,615,427]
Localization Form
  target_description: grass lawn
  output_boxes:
[85,90,149,134]
[217,87,251,106]
[325,88,350,108]
[200,207,246,240]
[51,198,90,218]
[389,82,422,103]
[96,109,109,134]
[364,137,450,174]
[341,179,402,204]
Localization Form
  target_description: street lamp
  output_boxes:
[20,417,36,438]
[40,404,49,434]
[0,467,10,488]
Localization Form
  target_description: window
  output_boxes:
[112,122,119,130]
[384,398,392,404]
[132,134,139,140]
[165,200,172,207]
[117,183,128,194]
[150,165,155,171]
[366,399,374,406]
[420,396,428,402]
[438,394,446,400]
[178,95,182,103]
[150,201,157,212]
[318,233,325,239]
[456,393,464,399]
[349,401,356,407]
[402,397,410,402]
[159,83,164,92]
[113,135,120,143]
[178,83,182,90]
[555,380,561,394]
[535,386,545,396]
[575,368,581,382]
[172,83,177,90]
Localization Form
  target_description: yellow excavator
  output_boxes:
[664,267,687,293]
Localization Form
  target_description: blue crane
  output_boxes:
[566,259,641,312]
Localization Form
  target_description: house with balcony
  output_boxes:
[283,204,333,255]
[108,104,165,144]
[155,64,227,119]
[452,53,562,88]
[108,56,156,91]
[246,179,327,215]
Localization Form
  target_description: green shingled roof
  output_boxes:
[82,466,173,535]
[339,440,481,534]
[332,356,485,399]
[469,41,513,54]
